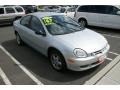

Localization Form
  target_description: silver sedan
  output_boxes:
[13,12,110,71]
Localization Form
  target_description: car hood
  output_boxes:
[54,28,108,53]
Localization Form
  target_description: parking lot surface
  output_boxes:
[0,25,120,85]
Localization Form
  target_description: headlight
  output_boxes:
[73,48,87,58]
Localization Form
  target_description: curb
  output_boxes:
[84,55,120,85]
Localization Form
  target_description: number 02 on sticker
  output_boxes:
[42,16,54,25]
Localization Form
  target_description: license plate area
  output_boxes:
[98,55,106,63]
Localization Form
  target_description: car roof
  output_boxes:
[29,12,65,19]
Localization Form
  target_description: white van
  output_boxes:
[0,6,25,25]
[74,5,120,29]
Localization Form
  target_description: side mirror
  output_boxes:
[117,11,120,15]
[35,31,46,36]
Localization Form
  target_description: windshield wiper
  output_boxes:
[62,22,81,27]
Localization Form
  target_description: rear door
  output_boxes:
[19,15,32,43]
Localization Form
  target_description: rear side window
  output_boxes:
[15,7,23,12]
[106,6,120,15]
[78,6,90,12]
[5,8,15,13]
[0,8,4,14]
[20,15,31,27]
[90,5,107,14]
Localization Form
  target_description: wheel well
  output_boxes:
[78,18,87,23]
[47,47,62,57]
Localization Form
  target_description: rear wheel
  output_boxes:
[49,50,67,71]
[16,33,23,45]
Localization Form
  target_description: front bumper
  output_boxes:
[66,44,110,71]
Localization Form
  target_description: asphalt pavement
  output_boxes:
[0,25,120,85]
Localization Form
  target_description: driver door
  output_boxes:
[27,16,48,55]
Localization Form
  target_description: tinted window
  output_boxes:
[20,15,31,27]
[15,7,23,12]
[30,16,44,32]
[6,8,15,13]
[90,5,107,14]
[78,6,90,12]
[106,6,120,15]
[0,8,4,14]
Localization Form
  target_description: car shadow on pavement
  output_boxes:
[0,24,12,28]
[1,39,110,85]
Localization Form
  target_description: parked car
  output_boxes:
[0,5,25,25]
[20,5,37,14]
[44,5,60,12]
[74,5,120,29]
[13,12,110,71]
[57,7,75,18]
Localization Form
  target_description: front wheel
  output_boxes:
[49,50,67,71]
[79,19,87,28]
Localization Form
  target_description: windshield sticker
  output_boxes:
[42,16,55,25]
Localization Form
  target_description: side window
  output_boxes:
[5,7,15,13]
[30,16,44,32]
[15,7,23,12]
[90,5,107,14]
[78,6,90,12]
[0,8,4,14]
[107,6,119,15]
[20,15,31,27]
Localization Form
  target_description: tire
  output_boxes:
[49,50,67,71]
[16,32,23,46]
[79,19,87,28]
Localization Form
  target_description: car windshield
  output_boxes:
[41,15,84,35]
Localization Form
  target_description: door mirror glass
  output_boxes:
[35,31,46,36]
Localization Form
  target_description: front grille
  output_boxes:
[90,45,107,56]
[92,50,102,56]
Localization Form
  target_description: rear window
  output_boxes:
[0,8,4,14]
[15,7,23,12]
[5,7,15,13]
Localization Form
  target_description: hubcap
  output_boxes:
[79,20,86,28]
[51,54,62,70]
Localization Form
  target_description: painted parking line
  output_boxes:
[0,45,43,85]
[106,58,113,61]
[0,67,12,85]
[109,51,119,56]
